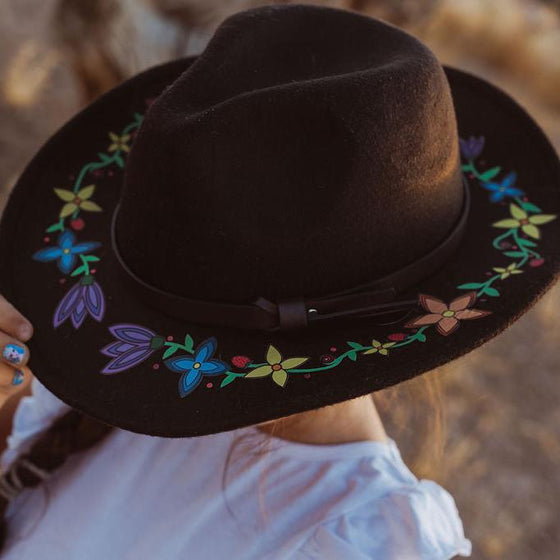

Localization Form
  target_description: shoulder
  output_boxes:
[288,439,472,560]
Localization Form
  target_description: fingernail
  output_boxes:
[12,369,24,386]
[2,344,25,365]
[18,323,33,340]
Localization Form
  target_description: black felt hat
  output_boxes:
[1,4,559,437]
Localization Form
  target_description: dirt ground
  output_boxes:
[0,1,559,558]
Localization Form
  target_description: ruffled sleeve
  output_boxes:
[0,376,72,473]
[295,439,472,560]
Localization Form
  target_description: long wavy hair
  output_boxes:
[0,371,445,552]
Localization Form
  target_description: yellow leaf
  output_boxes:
[244,365,272,378]
[281,357,309,370]
[521,224,540,239]
[80,201,102,212]
[54,188,74,202]
[272,369,288,387]
[60,202,77,218]
[266,345,282,365]
[363,348,378,355]
[529,214,556,225]
[492,219,520,229]
[78,185,95,200]
[510,203,527,220]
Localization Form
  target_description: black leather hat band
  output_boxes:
[110,177,470,332]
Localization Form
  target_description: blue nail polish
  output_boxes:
[3,344,25,365]
[12,369,24,386]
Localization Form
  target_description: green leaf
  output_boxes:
[114,155,125,168]
[184,334,194,353]
[479,166,501,181]
[416,333,427,342]
[457,282,483,289]
[220,374,238,388]
[134,113,144,124]
[483,286,500,297]
[347,351,358,362]
[347,341,362,350]
[82,255,100,262]
[517,238,537,248]
[461,164,472,172]
[162,345,179,359]
[520,202,541,214]
[70,265,86,277]
[98,153,113,163]
[503,251,525,257]
[46,221,64,233]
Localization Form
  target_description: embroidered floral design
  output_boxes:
[493,203,556,239]
[54,275,105,328]
[362,339,396,356]
[492,263,523,280]
[404,292,491,336]
[68,127,556,396]
[32,113,143,329]
[165,337,229,397]
[244,345,309,387]
[32,230,100,274]
[101,324,165,374]
[480,171,524,203]
[108,132,131,153]
[459,136,484,160]
[54,185,102,218]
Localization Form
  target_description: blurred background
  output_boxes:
[0,1,558,558]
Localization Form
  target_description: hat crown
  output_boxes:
[116,4,463,304]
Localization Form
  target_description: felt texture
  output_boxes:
[0,4,558,437]
[118,4,463,302]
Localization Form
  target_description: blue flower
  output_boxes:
[165,337,228,397]
[481,171,524,203]
[33,230,100,274]
[459,136,485,160]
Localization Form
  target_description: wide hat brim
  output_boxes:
[1,57,559,437]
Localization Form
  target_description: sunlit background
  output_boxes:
[1,1,559,558]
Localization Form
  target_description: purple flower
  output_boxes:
[481,171,524,203]
[459,136,485,160]
[101,324,165,374]
[165,337,228,397]
[54,275,105,328]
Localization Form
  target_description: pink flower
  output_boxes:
[405,292,491,336]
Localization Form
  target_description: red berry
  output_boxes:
[320,354,334,364]
[231,355,251,369]
[387,333,407,341]
[529,258,545,268]
[71,218,85,231]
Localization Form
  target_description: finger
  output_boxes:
[0,294,33,341]
[0,332,29,368]
[0,363,33,397]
